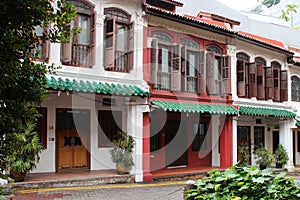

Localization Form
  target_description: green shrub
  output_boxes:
[237,143,249,167]
[185,165,300,200]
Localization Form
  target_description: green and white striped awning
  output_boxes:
[150,100,238,115]
[46,76,149,97]
[239,106,296,118]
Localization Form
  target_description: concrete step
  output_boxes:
[6,174,134,190]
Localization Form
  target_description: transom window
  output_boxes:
[104,8,134,72]
[292,76,300,101]
[152,31,173,43]
[181,38,199,49]
[207,45,222,54]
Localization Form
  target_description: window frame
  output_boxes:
[104,8,133,72]
[36,107,47,148]
[292,76,300,101]
[61,0,95,68]
[98,110,123,148]
[192,122,207,151]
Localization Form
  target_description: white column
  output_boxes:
[279,119,294,171]
[211,115,220,167]
[232,117,238,165]
[127,99,147,182]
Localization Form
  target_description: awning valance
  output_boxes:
[239,106,296,118]
[46,76,149,97]
[296,120,300,127]
[150,100,238,115]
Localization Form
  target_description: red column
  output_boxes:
[143,113,153,182]
[220,116,233,169]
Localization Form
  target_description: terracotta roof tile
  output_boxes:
[145,4,234,32]
[238,31,286,49]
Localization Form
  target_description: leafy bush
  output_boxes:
[185,165,300,200]
[253,145,274,168]
[237,143,249,167]
[274,144,289,166]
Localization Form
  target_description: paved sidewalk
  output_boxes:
[6,181,186,200]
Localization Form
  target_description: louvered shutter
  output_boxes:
[237,60,246,97]
[61,22,72,63]
[248,63,257,98]
[89,12,96,67]
[280,70,288,101]
[265,67,273,99]
[257,64,265,100]
[104,17,115,69]
[171,44,181,91]
[127,22,134,71]
[273,68,280,101]
[221,55,231,96]
[181,46,186,92]
[197,50,206,94]
[151,39,158,87]
[206,51,215,95]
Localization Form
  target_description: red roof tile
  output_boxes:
[238,31,286,49]
[144,4,234,32]
[183,14,231,30]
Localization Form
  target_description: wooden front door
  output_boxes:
[237,126,251,164]
[166,120,188,167]
[56,109,90,170]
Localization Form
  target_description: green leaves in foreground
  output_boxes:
[185,165,300,200]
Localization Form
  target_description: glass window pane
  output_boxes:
[78,16,89,44]
[188,53,196,76]
[117,25,126,51]
[162,48,169,73]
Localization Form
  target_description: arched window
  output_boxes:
[103,8,134,72]
[61,0,95,68]
[255,57,266,100]
[181,38,199,49]
[292,76,300,101]
[206,45,222,54]
[152,31,173,43]
[270,61,282,101]
[236,52,250,97]
[206,45,226,95]
[237,52,250,61]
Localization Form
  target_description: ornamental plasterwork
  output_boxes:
[226,45,236,57]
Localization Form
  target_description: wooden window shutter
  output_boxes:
[248,63,257,98]
[151,38,158,87]
[89,12,96,67]
[257,64,265,100]
[104,17,115,69]
[171,44,181,91]
[273,68,280,101]
[42,26,50,62]
[197,50,206,94]
[280,70,288,101]
[237,60,246,97]
[221,55,231,96]
[181,46,186,92]
[206,51,215,95]
[61,23,72,63]
[127,22,134,71]
[265,67,273,99]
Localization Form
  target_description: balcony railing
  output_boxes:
[156,71,170,91]
[187,76,197,93]
[71,44,91,67]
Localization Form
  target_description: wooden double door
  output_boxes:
[56,109,90,170]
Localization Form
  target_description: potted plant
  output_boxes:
[110,131,135,174]
[6,121,45,182]
[253,145,274,170]
[274,144,289,168]
[237,143,250,167]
